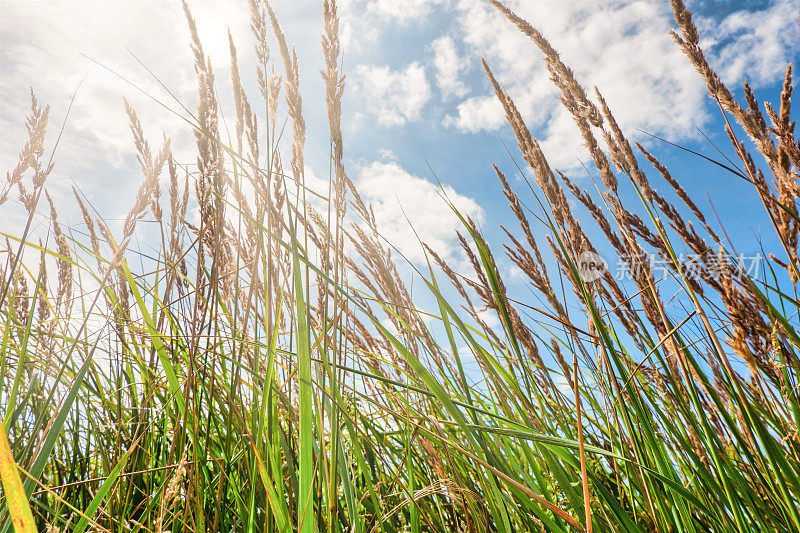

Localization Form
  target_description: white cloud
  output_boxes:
[698,0,800,86]
[431,36,469,98]
[476,308,500,330]
[354,161,483,264]
[444,94,504,132]
[445,0,709,168]
[353,63,431,126]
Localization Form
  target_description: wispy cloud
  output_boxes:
[698,0,800,86]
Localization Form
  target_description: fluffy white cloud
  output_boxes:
[445,0,709,168]
[698,0,800,86]
[444,94,505,132]
[354,161,483,264]
[353,63,431,126]
[431,36,469,98]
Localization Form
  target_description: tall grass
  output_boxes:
[1,0,798,531]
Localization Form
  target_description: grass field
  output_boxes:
[1,0,799,531]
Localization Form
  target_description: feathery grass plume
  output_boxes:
[33,246,56,374]
[123,100,169,237]
[481,58,621,343]
[456,218,550,395]
[229,30,247,153]
[34,247,48,330]
[155,450,188,533]
[227,30,263,268]
[594,89,723,294]
[2,89,52,209]
[322,0,348,223]
[44,192,72,315]
[0,90,53,322]
[321,0,348,301]
[265,1,306,186]
[72,187,104,273]
[345,222,431,370]
[166,157,189,275]
[13,269,29,326]
[556,171,643,342]
[636,142,719,237]
[482,60,596,268]
[494,164,566,318]
[487,0,622,195]
[183,0,226,250]
[249,0,273,124]
[490,0,625,200]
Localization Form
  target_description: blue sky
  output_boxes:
[0,0,798,318]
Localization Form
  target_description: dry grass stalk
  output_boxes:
[44,192,73,315]
[155,449,188,533]
[265,0,306,187]
[183,0,226,255]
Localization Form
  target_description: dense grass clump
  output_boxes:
[2,0,799,531]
